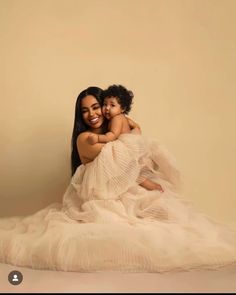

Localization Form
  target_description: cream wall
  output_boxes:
[0,0,235,225]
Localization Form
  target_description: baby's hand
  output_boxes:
[87,133,99,145]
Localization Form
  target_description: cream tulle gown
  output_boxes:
[0,134,236,272]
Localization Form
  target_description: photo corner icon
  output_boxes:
[8,270,23,285]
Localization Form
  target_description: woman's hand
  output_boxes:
[126,116,141,134]
[131,126,141,135]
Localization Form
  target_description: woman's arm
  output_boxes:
[77,132,105,164]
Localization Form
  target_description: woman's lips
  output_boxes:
[89,117,99,125]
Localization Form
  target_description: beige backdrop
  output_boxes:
[0,0,235,226]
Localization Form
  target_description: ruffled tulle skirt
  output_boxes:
[0,134,236,272]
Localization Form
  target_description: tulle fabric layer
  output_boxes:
[0,134,236,272]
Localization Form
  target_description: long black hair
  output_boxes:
[71,86,103,176]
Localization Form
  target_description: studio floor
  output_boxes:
[0,262,236,293]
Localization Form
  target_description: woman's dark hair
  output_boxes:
[71,86,103,176]
[102,85,134,114]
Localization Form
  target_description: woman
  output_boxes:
[0,86,236,272]
[63,86,236,271]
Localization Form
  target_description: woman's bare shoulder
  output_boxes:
[76,132,90,157]
[77,131,90,144]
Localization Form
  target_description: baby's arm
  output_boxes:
[88,115,123,144]
[77,132,105,164]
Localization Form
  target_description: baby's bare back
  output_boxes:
[120,114,131,134]
[108,114,131,136]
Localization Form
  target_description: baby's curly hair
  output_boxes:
[102,84,134,114]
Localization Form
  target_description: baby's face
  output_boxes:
[102,97,124,120]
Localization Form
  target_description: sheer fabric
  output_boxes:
[0,134,235,272]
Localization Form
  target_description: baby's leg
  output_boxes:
[139,178,164,192]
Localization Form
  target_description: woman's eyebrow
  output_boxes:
[82,103,100,109]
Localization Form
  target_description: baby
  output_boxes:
[88,85,164,192]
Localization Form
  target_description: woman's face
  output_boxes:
[81,95,104,130]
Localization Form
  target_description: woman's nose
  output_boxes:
[89,109,94,116]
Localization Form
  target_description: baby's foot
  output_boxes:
[140,179,164,192]
[153,183,164,192]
